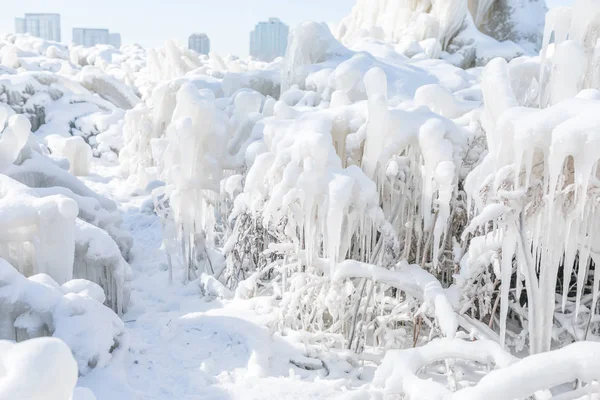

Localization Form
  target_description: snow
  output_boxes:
[337,0,547,67]
[1,1,600,398]
[0,337,82,400]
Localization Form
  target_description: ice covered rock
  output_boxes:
[61,279,106,304]
[34,186,133,261]
[0,175,77,285]
[74,219,131,314]
[0,258,128,376]
[46,134,93,176]
[79,66,141,110]
[0,114,31,171]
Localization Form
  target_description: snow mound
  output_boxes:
[0,258,128,376]
[0,337,93,400]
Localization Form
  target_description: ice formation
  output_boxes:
[0,259,127,376]
[0,174,77,285]
[463,26,600,353]
[0,118,131,313]
[74,220,131,315]
[1,0,600,397]
[46,135,93,176]
[337,0,547,66]
[109,1,600,366]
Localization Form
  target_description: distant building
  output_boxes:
[15,13,61,42]
[109,33,122,48]
[72,28,121,48]
[249,18,288,62]
[189,33,210,55]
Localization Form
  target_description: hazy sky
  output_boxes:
[1,0,573,56]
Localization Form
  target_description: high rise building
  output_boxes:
[188,33,210,55]
[15,13,61,42]
[109,33,122,48]
[249,18,289,62]
[72,28,121,48]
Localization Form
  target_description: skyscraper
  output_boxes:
[72,28,122,48]
[188,33,210,55]
[109,33,122,48]
[249,18,289,62]
[15,13,61,42]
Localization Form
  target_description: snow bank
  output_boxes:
[0,258,128,376]
[0,337,85,400]
[0,175,77,285]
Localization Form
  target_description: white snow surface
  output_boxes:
[1,1,600,398]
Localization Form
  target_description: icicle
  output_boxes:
[499,226,516,348]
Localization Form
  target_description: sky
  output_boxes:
[1,0,573,57]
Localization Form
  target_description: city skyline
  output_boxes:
[11,11,293,58]
[15,13,61,42]
[0,0,356,56]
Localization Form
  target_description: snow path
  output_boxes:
[75,160,369,400]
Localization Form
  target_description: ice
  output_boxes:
[46,135,93,176]
[337,0,546,66]
[465,33,600,353]
[0,258,127,377]
[0,175,77,285]
[2,4,600,399]
[74,219,131,315]
[79,66,141,110]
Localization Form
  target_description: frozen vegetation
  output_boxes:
[1,0,600,399]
